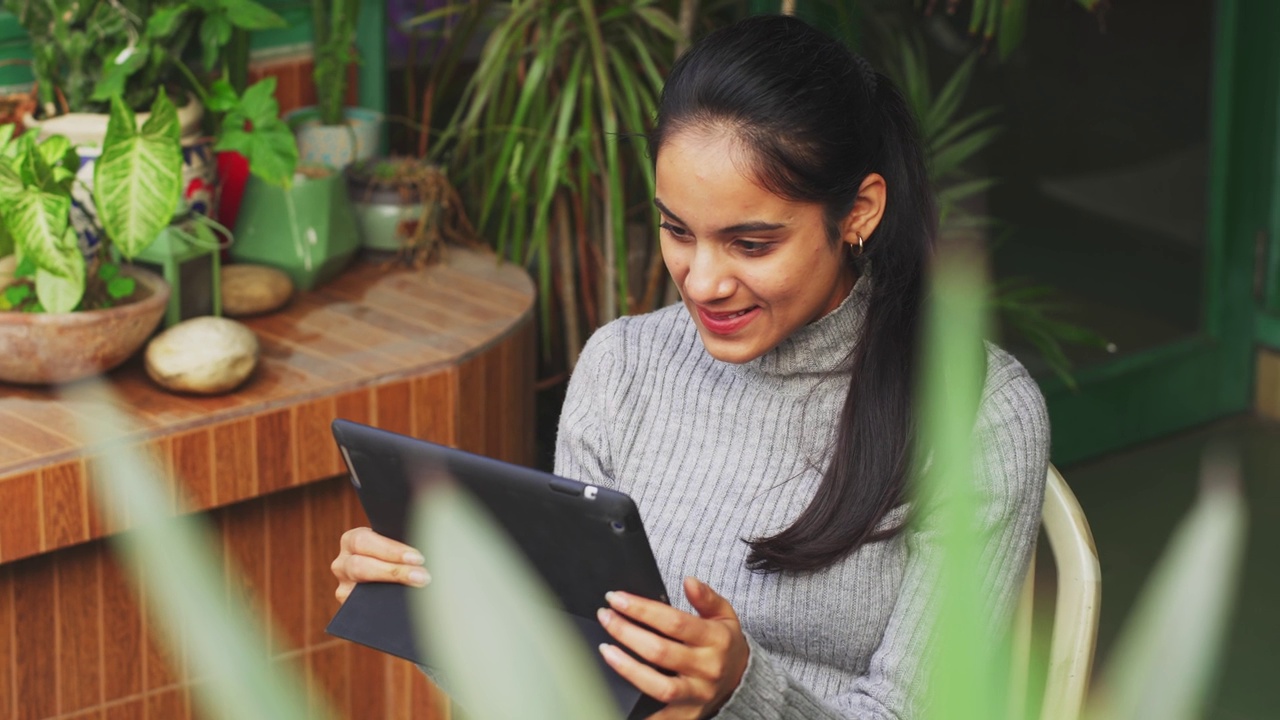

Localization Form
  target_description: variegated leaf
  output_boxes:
[8,191,75,279]
[0,161,23,215]
[94,94,182,259]
[34,237,86,313]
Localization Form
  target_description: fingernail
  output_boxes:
[403,551,425,565]
[605,591,628,609]
[408,569,430,587]
[599,643,619,660]
[597,607,614,625]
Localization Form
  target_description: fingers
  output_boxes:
[340,527,424,565]
[682,577,736,621]
[598,643,713,708]
[331,527,429,597]
[597,607,696,674]
[605,591,722,647]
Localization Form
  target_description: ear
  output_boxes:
[839,173,887,248]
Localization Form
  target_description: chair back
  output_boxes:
[1009,464,1102,720]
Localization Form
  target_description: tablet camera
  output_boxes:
[610,520,626,534]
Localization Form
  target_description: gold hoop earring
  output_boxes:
[855,233,865,255]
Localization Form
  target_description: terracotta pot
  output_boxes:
[0,267,171,385]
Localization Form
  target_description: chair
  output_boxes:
[1008,464,1102,720]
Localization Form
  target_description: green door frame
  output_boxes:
[1041,0,1280,463]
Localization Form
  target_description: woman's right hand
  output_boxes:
[331,527,430,604]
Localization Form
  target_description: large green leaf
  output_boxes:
[221,0,287,30]
[215,117,298,188]
[7,190,75,278]
[94,94,182,258]
[34,237,86,313]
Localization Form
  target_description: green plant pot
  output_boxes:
[131,220,225,327]
[229,172,360,292]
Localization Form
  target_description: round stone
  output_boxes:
[220,264,294,317]
[145,317,259,395]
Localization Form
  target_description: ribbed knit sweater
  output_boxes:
[554,279,1050,719]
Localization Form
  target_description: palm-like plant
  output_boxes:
[433,0,680,366]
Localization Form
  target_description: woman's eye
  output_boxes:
[659,222,689,239]
[736,240,773,255]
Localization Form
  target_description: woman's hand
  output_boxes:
[597,576,750,719]
[331,527,430,604]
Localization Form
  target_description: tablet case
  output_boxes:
[326,419,670,719]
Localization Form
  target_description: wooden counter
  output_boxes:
[0,248,536,719]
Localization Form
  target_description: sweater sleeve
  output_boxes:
[713,363,1050,720]
[553,321,624,489]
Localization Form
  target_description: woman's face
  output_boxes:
[656,128,858,364]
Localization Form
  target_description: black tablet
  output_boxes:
[325,419,669,718]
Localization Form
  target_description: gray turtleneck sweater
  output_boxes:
[554,281,1049,720]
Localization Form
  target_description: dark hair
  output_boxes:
[650,15,937,573]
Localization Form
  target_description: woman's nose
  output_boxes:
[682,246,735,303]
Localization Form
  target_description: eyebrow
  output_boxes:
[653,198,787,235]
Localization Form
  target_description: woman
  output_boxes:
[332,14,1049,719]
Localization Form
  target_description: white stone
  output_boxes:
[145,316,259,395]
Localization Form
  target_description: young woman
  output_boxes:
[331,14,1049,719]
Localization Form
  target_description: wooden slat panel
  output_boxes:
[217,503,267,661]
[306,644,346,717]
[101,556,144,704]
[374,381,413,437]
[0,473,42,562]
[306,481,346,646]
[142,560,184,692]
[145,687,186,720]
[0,567,13,720]
[412,370,456,446]
[173,430,215,510]
[41,460,88,549]
[105,699,145,720]
[212,420,256,506]
[266,491,307,655]
[296,399,340,484]
[56,545,103,714]
[12,557,56,719]
[346,644,387,720]
[334,389,372,429]
[255,410,295,495]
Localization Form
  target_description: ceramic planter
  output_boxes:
[287,106,384,169]
[0,266,170,385]
[23,99,218,257]
[229,171,360,291]
[130,218,226,327]
[345,158,441,252]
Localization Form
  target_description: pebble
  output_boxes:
[221,264,294,317]
[145,316,259,395]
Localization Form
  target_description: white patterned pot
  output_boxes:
[22,100,217,257]
[286,106,384,169]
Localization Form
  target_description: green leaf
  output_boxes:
[1089,459,1246,720]
[98,261,120,281]
[107,275,136,299]
[8,191,74,278]
[15,255,36,278]
[92,44,150,102]
[146,4,192,39]
[411,483,621,720]
[997,0,1029,60]
[0,124,14,153]
[34,254,85,314]
[221,0,287,30]
[237,77,282,126]
[140,91,182,144]
[95,94,183,258]
[214,117,298,188]
[103,96,139,149]
[200,14,234,65]
[4,283,30,307]
[207,79,239,113]
[0,161,23,214]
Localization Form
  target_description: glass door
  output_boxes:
[974,0,1278,462]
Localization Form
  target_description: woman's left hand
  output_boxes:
[597,576,750,719]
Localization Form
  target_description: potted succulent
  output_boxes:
[0,92,188,384]
[287,0,384,168]
[344,157,479,266]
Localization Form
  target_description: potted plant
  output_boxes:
[287,0,385,168]
[0,92,188,384]
[3,0,288,244]
[345,156,479,265]
[217,79,359,291]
